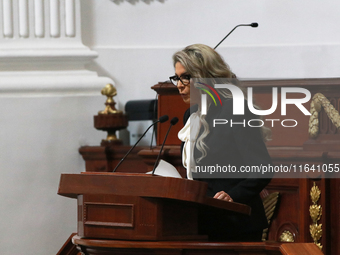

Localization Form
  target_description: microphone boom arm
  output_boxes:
[112,115,169,173]
[214,23,258,49]
[112,123,155,173]
[152,117,178,175]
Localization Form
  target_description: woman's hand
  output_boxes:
[214,191,233,202]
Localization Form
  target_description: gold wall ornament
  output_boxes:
[310,183,321,204]
[98,83,122,115]
[279,230,295,243]
[310,223,323,242]
[309,182,323,251]
[308,92,340,138]
[309,204,322,222]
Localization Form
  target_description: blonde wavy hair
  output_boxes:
[173,44,271,162]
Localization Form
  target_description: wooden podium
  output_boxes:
[58,173,323,255]
[58,172,250,241]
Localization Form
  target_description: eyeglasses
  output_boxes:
[169,74,191,86]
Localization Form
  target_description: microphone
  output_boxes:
[214,23,259,49]
[112,115,169,172]
[151,117,179,175]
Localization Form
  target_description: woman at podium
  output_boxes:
[170,44,272,241]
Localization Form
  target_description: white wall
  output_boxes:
[1,0,339,254]
[83,0,340,110]
[0,96,105,255]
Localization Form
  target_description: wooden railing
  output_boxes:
[56,233,80,255]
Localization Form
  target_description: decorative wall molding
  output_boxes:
[0,0,113,96]
[2,0,79,39]
[0,70,112,97]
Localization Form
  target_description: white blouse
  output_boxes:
[178,112,201,180]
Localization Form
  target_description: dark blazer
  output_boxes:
[182,98,272,241]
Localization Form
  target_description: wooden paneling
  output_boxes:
[79,145,148,173]
[152,82,190,146]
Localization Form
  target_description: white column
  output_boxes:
[2,0,14,37]
[34,0,44,37]
[18,0,29,37]
[49,0,59,37]
[65,0,75,37]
